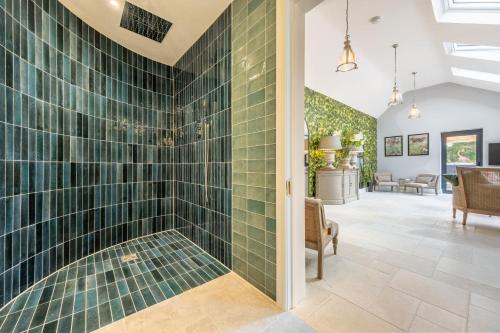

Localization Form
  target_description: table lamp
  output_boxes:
[319,135,342,169]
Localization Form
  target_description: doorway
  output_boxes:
[441,129,483,193]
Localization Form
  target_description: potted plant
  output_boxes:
[443,174,465,214]
[364,165,375,192]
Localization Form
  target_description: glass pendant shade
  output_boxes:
[408,72,421,119]
[337,37,358,72]
[388,43,403,106]
[408,104,421,119]
[388,86,404,106]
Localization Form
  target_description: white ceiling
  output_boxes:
[305,0,500,118]
[59,0,232,65]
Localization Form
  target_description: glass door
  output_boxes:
[441,129,483,193]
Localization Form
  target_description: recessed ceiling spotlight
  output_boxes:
[370,16,382,24]
[109,0,120,9]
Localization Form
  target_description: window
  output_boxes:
[444,42,500,62]
[432,0,500,24]
[451,67,500,84]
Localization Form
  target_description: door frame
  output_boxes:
[440,128,483,193]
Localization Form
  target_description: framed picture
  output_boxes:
[384,136,403,157]
[408,133,429,156]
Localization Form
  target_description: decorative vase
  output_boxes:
[342,158,352,169]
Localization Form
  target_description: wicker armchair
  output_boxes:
[454,167,500,225]
[374,172,399,191]
[305,198,339,279]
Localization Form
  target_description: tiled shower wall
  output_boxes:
[173,7,233,268]
[231,0,277,299]
[0,0,174,307]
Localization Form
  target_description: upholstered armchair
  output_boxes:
[305,198,339,279]
[374,172,399,191]
[404,174,439,195]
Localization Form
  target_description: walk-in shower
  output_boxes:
[0,0,280,327]
[0,0,233,331]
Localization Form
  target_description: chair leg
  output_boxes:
[317,248,324,280]
[435,188,438,195]
[462,212,468,225]
[453,208,456,219]
[333,237,338,255]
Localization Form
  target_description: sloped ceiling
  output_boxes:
[305,0,500,118]
[59,0,232,65]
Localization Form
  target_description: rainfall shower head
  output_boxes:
[120,2,173,43]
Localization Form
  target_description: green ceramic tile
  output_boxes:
[232,0,276,301]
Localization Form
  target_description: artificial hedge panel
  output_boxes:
[305,87,378,196]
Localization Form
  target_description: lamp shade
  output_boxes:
[349,144,364,153]
[408,104,421,119]
[388,86,403,106]
[319,135,342,151]
[353,132,364,142]
[337,38,358,72]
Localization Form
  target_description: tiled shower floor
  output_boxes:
[0,230,230,333]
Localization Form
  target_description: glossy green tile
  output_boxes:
[232,0,276,300]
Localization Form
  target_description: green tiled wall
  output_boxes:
[0,0,173,308]
[231,0,277,300]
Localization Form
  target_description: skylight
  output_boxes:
[451,67,500,84]
[432,0,500,24]
[448,0,500,10]
[444,42,500,62]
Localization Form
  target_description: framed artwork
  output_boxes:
[384,136,403,157]
[408,133,430,156]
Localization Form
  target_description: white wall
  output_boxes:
[378,83,500,181]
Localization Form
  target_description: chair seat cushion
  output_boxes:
[378,181,399,186]
[326,219,339,237]
[406,182,428,188]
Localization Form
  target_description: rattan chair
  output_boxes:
[454,167,500,225]
[305,198,339,279]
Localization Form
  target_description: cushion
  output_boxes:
[379,181,399,186]
[406,182,428,188]
[378,175,391,182]
[415,176,434,184]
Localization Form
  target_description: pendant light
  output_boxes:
[408,72,421,119]
[388,43,403,106]
[336,0,358,72]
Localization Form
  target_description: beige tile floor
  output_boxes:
[95,272,314,333]
[94,191,500,333]
[293,191,500,332]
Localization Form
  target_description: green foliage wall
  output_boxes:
[305,87,378,196]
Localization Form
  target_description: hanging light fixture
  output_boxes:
[388,43,403,106]
[408,72,421,119]
[337,0,358,72]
